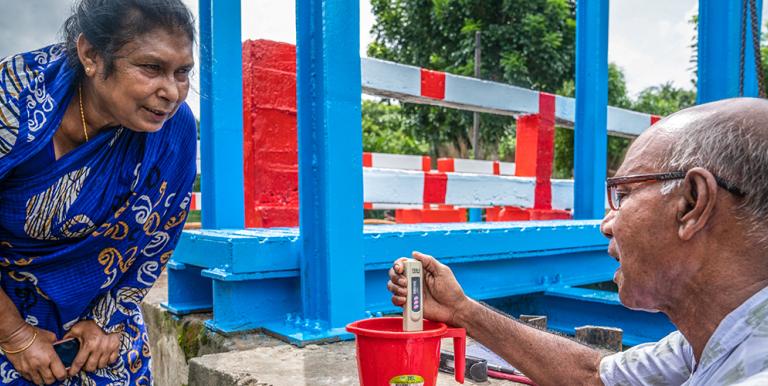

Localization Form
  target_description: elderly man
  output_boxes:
[388,98,768,385]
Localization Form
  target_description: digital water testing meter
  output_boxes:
[402,259,424,331]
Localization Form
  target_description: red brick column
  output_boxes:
[243,40,299,227]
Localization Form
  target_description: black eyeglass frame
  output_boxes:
[606,171,745,211]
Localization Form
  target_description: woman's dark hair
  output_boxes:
[62,0,196,80]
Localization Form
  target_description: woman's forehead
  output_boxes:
[117,29,193,62]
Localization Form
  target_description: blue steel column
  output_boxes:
[573,0,609,220]
[198,0,245,229]
[698,0,763,103]
[296,0,365,333]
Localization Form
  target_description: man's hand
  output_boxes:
[64,320,121,377]
[3,324,67,385]
[387,251,471,326]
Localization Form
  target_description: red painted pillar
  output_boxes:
[242,40,299,227]
[506,93,571,220]
[515,93,555,208]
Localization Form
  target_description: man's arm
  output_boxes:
[388,252,603,386]
[456,298,603,386]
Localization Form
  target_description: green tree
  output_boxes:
[632,82,696,117]
[553,63,633,178]
[368,0,577,159]
[362,100,429,154]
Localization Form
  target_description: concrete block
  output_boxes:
[575,325,623,352]
[519,314,548,330]
[142,272,283,386]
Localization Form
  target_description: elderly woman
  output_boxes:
[0,0,196,384]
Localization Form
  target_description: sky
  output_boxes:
[0,1,758,118]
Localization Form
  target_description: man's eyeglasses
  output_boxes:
[606,171,745,211]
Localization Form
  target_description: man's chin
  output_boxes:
[617,288,661,313]
[624,304,662,313]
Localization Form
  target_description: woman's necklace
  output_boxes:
[79,83,89,142]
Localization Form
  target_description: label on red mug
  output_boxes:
[389,375,424,385]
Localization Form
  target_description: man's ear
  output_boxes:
[76,34,99,78]
[677,167,718,240]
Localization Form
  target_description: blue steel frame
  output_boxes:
[698,0,764,102]
[169,0,762,347]
[268,0,366,342]
[198,0,245,229]
[489,286,675,347]
[168,222,623,346]
[573,0,608,220]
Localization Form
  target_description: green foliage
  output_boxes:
[552,127,573,179]
[553,63,634,178]
[362,100,429,154]
[556,63,632,108]
[368,0,576,158]
[632,82,696,116]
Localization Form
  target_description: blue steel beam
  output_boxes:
[198,0,245,229]
[698,0,764,103]
[491,286,676,347]
[574,0,609,220]
[264,0,366,343]
[166,221,619,344]
[172,222,609,274]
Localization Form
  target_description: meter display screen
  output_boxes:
[411,277,421,312]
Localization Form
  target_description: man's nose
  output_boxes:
[600,210,615,238]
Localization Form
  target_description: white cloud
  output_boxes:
[608,0,698,97]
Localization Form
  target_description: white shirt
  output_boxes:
[599,285,768,386]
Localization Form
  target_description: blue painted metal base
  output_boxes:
[165,261,213,315]
[488,286,676,347]
[262,322,354,348]
[167,220,621,345]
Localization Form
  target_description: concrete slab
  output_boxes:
[187,341,525,386]
[143,271,285,386]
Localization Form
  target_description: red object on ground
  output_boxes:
[346,317,465,386]
[529,209,571,220]
[396,207,467,224]
[243,40,299,227]
[486,207,530,222]
[487,370,538,386]
[486,207,571,222]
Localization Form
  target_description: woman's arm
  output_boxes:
[0,287,26,341]
[0,286,67,385]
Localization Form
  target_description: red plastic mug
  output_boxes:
[346,317,465,385]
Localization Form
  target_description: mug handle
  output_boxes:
[443,327,466,383]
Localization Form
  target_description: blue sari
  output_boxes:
[0,45,196,385]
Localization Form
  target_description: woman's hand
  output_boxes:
[3,324,67,385]
[64,320,121,377]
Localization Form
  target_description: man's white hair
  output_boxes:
[655,98,768,246]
